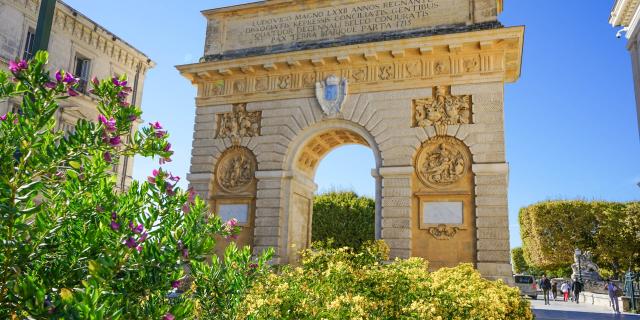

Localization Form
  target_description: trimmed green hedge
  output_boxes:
[312,191,375,250]
[519,200,640,274]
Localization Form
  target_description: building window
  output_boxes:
[74,56,91,94]
[23,29,36,60]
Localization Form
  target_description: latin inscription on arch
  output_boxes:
[221,0,472,51]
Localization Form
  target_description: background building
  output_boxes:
[611,0,640,139]
[0,0,155,189]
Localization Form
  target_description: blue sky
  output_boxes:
[62,0,640,249]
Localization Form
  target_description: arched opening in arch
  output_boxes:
[283,122,381,263]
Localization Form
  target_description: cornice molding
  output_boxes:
[177,27,524,106]
[4,0,155,72]
[611,0,640,27]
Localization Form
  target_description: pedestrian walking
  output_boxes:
[573,279,583,304]
[540,275,552,305]
[551,281,558,301]
[561,282,570,302]
[605,279,621,314]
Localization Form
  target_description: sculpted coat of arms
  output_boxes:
[315,75,348,116]
[413,86,472,128]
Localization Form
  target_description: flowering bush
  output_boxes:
[0,52,271,319]
[240,241,533,320]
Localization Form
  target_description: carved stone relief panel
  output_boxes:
[412,86,472,129]
[215,103,261,144]
[215,147,256,193]
[415,136,471,189]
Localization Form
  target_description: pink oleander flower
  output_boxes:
[98,114,117,132]
[159,157,172,165]
[155,130,166,138]
[226,218,238,228]
[139,232,148,243]
[136,245,143,253]
[110,220,120,231]
[166,184,175,196]
[171,280,181,289]
[249,263,258,269]
[169,173,180,182]
[63,72,78,85]
[182,203,191,214]
[162,313,175,320]
[128,114,137,122]
[91,76,99,86]
[103,151,112,163]
[120,101,131,107]
[150,121,162,130]
[188,188,197,203]
[67,88,79,96]
[129,221,144,234]
[125,237,137,249]
[9,60,27,74]
[109,136,121,147]
[55,70,63,82]
[0,114,6,121]
[44,82,57,89]
[112,77,127,87]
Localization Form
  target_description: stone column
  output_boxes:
[254,170,286,260]
[473,163,513,283]
[380,166,413,259]
[371,169,382,240]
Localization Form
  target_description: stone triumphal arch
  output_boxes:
[178,0,523,282]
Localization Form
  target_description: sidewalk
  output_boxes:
[531,296,640,320]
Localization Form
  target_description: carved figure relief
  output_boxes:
[405,61,422,77]
[415,136,470,188]
[463,57,480,73]
[302,73,316,87]
[216,103,261,144]
[216,147,256,193]
[255,77,269,91]
[208,80,225,96]
[315,75,348,116]
[434,59,450,75]
[233,79,247,93]
[278,75,292,89]
[413,86,472,128]
[428,224,460,240]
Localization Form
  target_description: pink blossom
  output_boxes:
[9,60,27,74]
[147,176,156,184]
[109,136,121,147]
[103,151,112,163]
[67,88,79,96]
[44,82,57,89]
[125,237,137,249]
[98,115,117,132]
[149,121,162,130]
[91,76,99,86]
[162,313,175,320]
[128,114,137,122]
[63,72,78,85]
[0,114,6,121]
[110,220,120,231]
[171,280,181,289]
[182,203,191,214]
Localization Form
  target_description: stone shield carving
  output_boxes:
[216,147,256,193]
[415,137,470,188]
[315,75,348,116]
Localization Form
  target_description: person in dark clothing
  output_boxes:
[551,281,558,301]
[573,280,583,304]
[540,275,552,305]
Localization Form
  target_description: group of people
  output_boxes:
[539,275,584,305]
[538,275,622,314]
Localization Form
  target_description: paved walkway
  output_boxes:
[531,296,640,320]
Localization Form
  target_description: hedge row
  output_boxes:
[312,191,375,250]
[519,200,640,273]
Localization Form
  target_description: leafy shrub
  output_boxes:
[0,53,271,319]
[312,191,375,250]
[240,241,534,320]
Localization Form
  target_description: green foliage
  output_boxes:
[511,247,529,274]
[312,191,375,250]
[0,53,272,319]
[239,241,534,320]
[519,200,640,276]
